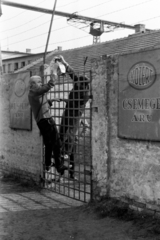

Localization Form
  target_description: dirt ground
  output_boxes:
[1,177,160,240]
[1,203,160,240]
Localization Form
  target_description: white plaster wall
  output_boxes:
[91,51,160,207]
[109,53,160,205]
[0,74,42,182]
[91,56,108,197]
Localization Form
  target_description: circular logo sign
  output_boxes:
[14,79,26,97]
[127,62,156,90]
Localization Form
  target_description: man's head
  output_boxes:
[29,76,42,89]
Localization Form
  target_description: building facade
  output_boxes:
[2,50,45,74]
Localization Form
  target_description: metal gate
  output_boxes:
[42,70,92,203]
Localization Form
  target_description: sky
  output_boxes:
[0,0,160,54]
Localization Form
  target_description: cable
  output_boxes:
[0,0,47,22]
[57,0,78,8]
[32,34,90,51]
[2,12,160,58]
[1,24,73,47]
[1,0,159,50]
[0,0,154,47]
[0,0,150,34]
[1,33,90,59]
[97,0,156,18]
[1,20,54,40]
[2,30,90,53]
[77,0,114,13]
[132,14,160,26]
[0,14,48,35]
[0,0,140,41]
[1,0,113,34]
[0,0,78,32]
[33,13,160,51]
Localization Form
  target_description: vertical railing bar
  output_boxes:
[73,71,76,200]
[83,58,87,202]
[89,70,93,201]
[84,72,87,202]
[58,76,60,194]
[67,74,70,198]
[54,84,58,193]
[76,72,79,200]
[62,77,65,194]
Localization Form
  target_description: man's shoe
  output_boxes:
[45,166,50,171]
[61,154,69,160]
[69,174,78,181]
[45,169,52,184]
[58,165,68,175]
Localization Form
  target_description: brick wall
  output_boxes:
[0,75,42,184]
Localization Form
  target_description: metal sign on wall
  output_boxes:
[118,48,160,141]
[7,71,31,130]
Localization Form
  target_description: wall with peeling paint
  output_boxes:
[91,55,109,199]
[1,42,160,208]
[0,75,42,183]
[91,47,160,208]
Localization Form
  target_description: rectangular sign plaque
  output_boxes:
[118,48,160,141]
[5,71,32,130]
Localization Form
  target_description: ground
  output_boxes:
[0,176,160,240]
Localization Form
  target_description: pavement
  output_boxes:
[0,173,86,240]
[0,173,158,240]
[0,174,83,212]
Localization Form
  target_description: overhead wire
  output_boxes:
[2,23,84,47]
[3,10,160,60]
[1,0,91,44]
[1,0,159,51]
[1,0,117,39]
[133,15,160,25]
[0,0,137,43]
[0,0,47,22]
[30,34,90,51]
[1,14,47,33]
[1,0,78,23]
[0,0,78,33]
[1,20,59,40]
[42,0,159,50]
[33,13,160,51]
[97,0,156,18]
[74,0,114,13]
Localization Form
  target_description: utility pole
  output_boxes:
[43,0,57,65]
[0,0,3,80]
[0,0,2,16]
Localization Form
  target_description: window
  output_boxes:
[8,63,11,73]
[3,65,6,73]
[21,61,25,68]
[14,62,18,71]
